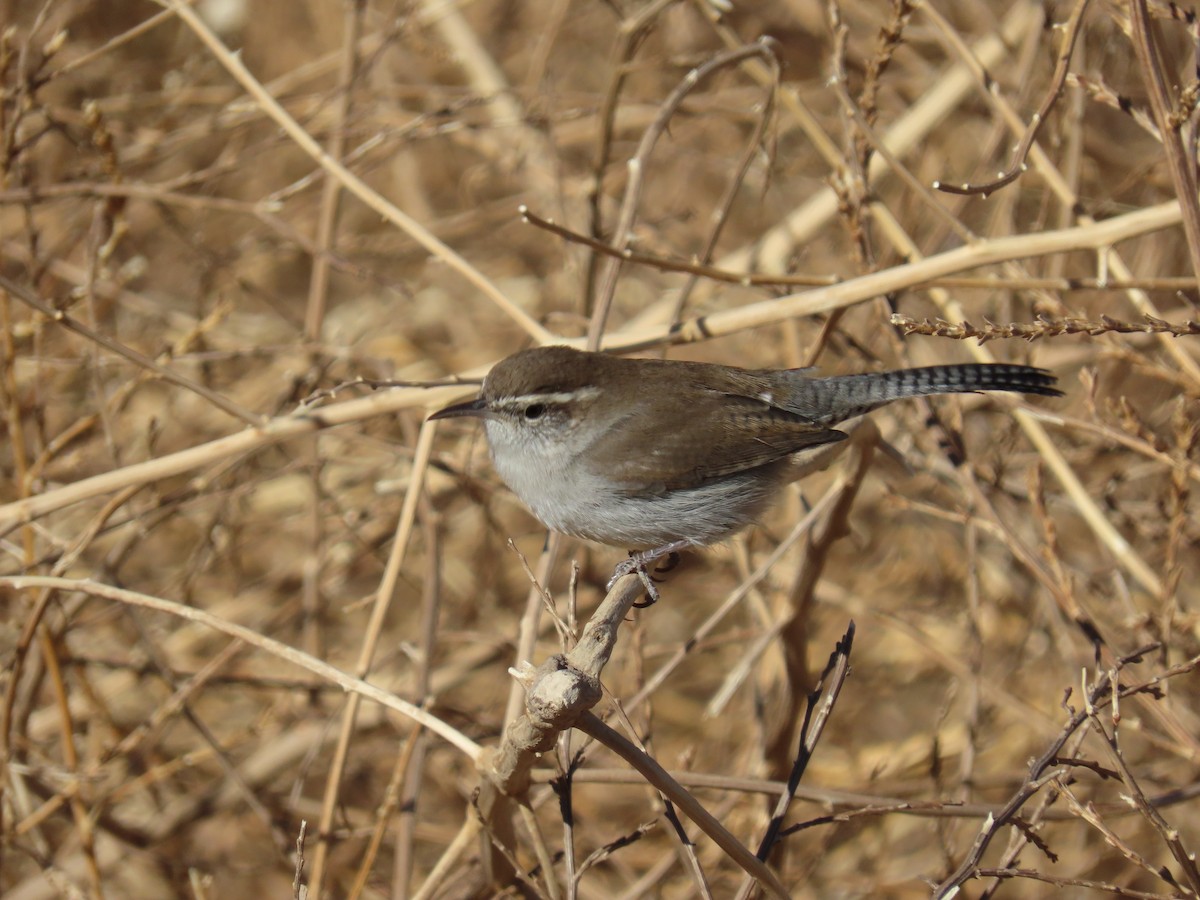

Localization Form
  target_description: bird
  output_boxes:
[431,346,1061,600]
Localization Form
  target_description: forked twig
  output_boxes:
[735,623,856,900]
[574,713,790,899]
[933,645,1165,898]
[934,0,1091,197]
[587,38,780,349]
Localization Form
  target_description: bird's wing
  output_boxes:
[594,388,846,495]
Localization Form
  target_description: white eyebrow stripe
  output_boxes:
[505,387,601,406]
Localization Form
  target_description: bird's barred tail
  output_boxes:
[804,364,1061,425]
[875,364,1062,397]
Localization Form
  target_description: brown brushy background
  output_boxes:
[2,1,1199,897]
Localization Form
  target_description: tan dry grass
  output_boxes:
[1,0,1198,897]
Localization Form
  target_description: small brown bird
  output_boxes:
[432,346,1061,599]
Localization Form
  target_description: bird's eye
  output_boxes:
[524,403,546,420]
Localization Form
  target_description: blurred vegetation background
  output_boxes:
[1,0,1198,897]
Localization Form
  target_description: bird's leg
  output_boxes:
[607,540,692,605]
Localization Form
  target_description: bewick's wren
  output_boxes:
[431,346,1061,598]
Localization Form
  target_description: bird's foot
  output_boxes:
[606,541,691,606]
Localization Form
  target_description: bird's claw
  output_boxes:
[606,556,660,605]
[606,545,690,605]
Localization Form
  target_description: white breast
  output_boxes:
[484,417,780,548]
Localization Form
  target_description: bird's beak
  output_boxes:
[428,396,488,421]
